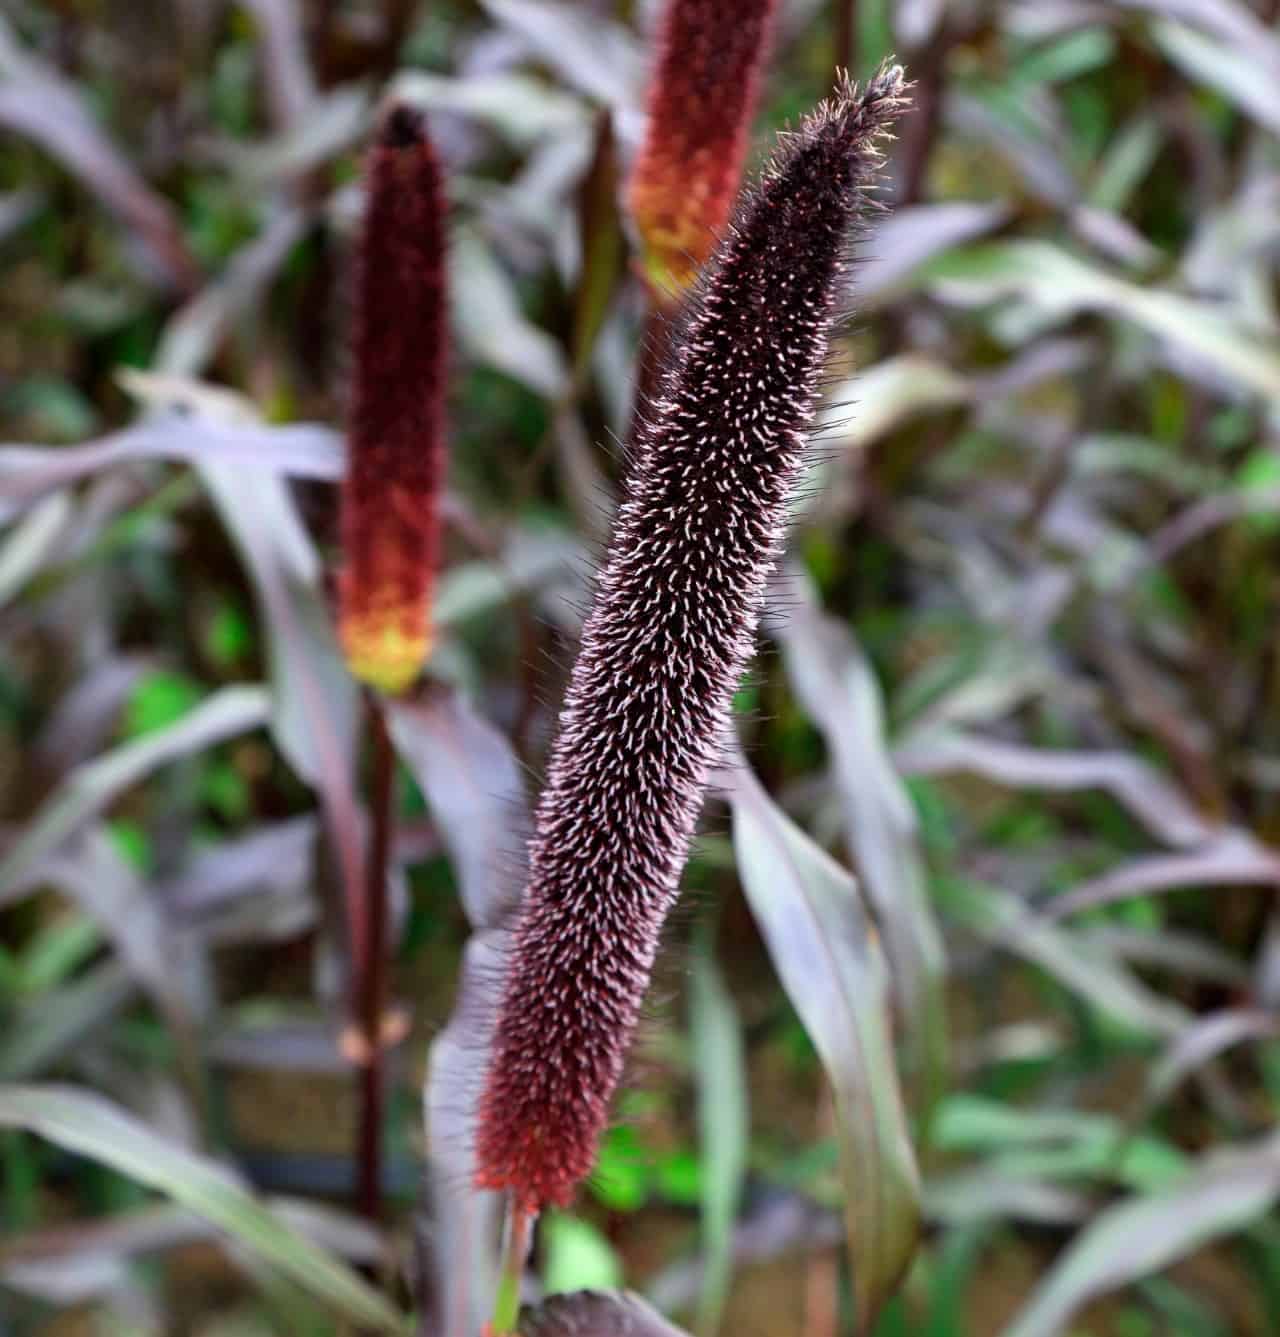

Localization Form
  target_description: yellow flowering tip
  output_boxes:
[340,616,432,695]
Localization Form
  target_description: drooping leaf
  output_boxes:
[1046,832,1280,920]
[856,202,1010,303]
[480,0,642,109]
[1004,1135,1280,1337]
[775,582,947,1121]
[721,756,920,1333]
[392,71,588,147]
[0,962,134,1081]
[1152,19,1280,136]
[0,685,269,900]
[0,491,71,604]
[940,879,1187,1037]
[399,689,529,1333]
[893,728,1214,849]
[116,379,363,923]
[0,414,341,523]
[387,686,529,928]
[153,209,310,377]
[0,1197,380,1305]
[227,86,369,185]
[7,826,209,1029]
[1144,1008,1279,1113]
[0,1085,407,1332]
[919,240,1280,402]
[160,817,318,917]
[1119,0,1280,70]
[817,355,970,455]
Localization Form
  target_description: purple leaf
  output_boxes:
[519,1290,689,1337]
[0,19,196,291]
[388,686,528,929]
[1046,833,1280,919]
[894,729,1215,849]
[773,581,947,1119]
[721,753,921,1332]
[0,416,342,524]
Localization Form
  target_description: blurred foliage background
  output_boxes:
[5,1,1280,1335]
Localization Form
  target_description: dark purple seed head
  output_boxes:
[474,67,909,1213]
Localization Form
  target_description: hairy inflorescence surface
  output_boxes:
[338,103,447,694]
[475,68,910,1213]
[626,0,778,304]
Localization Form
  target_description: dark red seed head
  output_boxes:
[474,68,910,1214]
[338,102,447,693]
[626,0,779,305]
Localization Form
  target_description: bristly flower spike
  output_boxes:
[338,102,447,695]
[626,0,779,307]
[475,67,911,1214]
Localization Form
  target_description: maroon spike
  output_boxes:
[474,69,910,1213]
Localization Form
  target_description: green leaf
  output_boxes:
[123,670,204,739]
[591,1126,649,1212]
[571,109,625,384]
[723,757,920,1333]
[0,1084,406,1332]
[1236,449,1280,538]
[690,938,747,1336]
[541,1215,623,1296]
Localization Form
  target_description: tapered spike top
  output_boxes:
[338,102,448,695]
[626,0,779,306]
[474,69,909,1214]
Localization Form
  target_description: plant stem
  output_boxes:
[834,0,856,75]
[491,1196,534,1334]
[627,299,673,449]
[356,688,394,1224]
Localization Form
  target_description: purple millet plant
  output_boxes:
[475,67,910,1214]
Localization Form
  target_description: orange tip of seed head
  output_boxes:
[340,616,432,695]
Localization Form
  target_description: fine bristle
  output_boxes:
[474,72,910,1212]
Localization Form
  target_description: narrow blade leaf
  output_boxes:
[1004,1136,1280,1337]
[722,757,921,1332]
[775,584,947,1120]
[0,1085,407,1332]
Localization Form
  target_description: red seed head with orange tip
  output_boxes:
[474,68,910,1215]
[338,103,447,695]
[626,0,779,306]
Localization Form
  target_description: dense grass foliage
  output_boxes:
[4,2,1280,1335]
